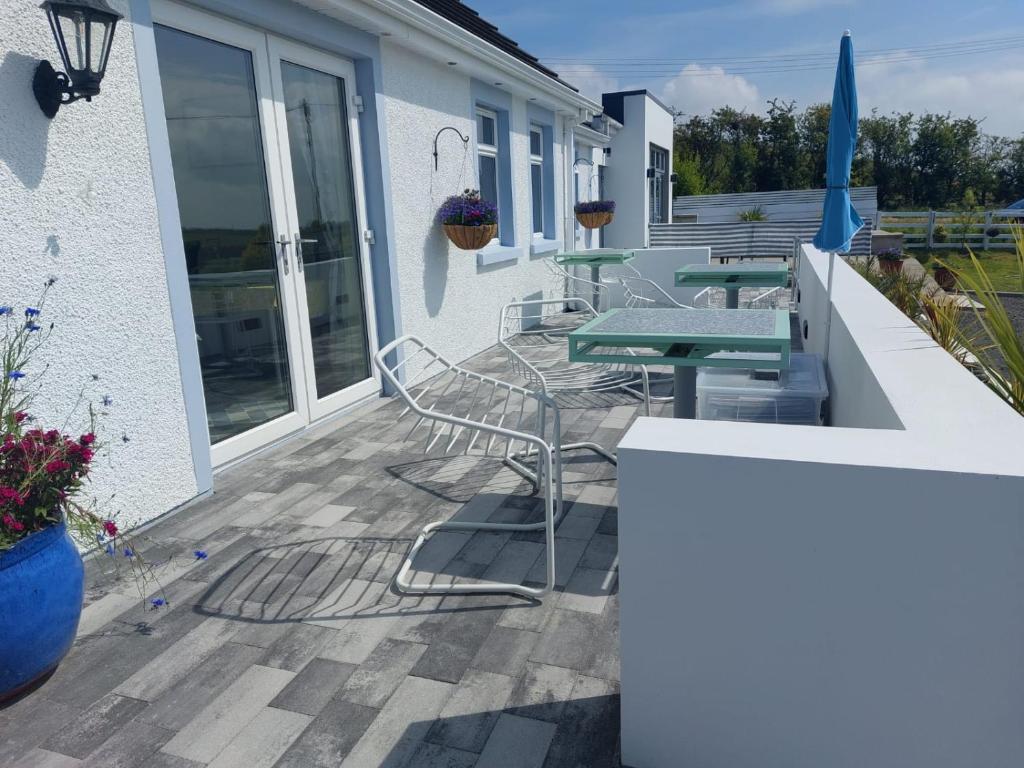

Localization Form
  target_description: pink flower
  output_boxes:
[13,411,28,424]
[44,459,71,473]
[0,487,24,506]
[2,514,24,532]
[80,433,96,446]
[102,520,118,537]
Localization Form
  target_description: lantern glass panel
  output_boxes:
[90,19,110,72]
[56,8,88,73]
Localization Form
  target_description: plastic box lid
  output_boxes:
[697,352,828,400]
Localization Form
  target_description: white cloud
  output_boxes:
[857,57,1024,137]
[660,65,763,117]
[560,64,620,102]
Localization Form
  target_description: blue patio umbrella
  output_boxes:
[813,30,863,364]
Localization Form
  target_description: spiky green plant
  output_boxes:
[941,225,1024,415]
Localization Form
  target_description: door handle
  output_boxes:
[294,234,317,271]
[277,233,291,273]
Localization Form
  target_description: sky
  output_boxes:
[467,0,1024,136]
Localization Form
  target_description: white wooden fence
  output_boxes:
[878,210,1021,250]
[649,220,871,261]
[673,187,879,227]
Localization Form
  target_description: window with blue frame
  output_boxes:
[529,126,544,235]
[476,108,499,218]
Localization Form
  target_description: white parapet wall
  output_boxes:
[617,243,1024,768]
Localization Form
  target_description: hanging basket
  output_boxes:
[443,223,497,250]
[576,211,614,229]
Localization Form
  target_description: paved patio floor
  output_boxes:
[1,342,664,768]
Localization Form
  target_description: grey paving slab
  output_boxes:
[259,622,337,672]
[339,675,455,768]
[470,624,540,678]
[270,657,357,716]
[205,706,313,768]
[9,749,82,768]
[426,669,516,753]
[272,697,379,768]
[42,693,149,759]
[507,662,579,723]
[80,723,174,768]
[579,532,618,571]
[559,567,618,615]
[406,742,479,768]
[339,637,428,708]
[475,713,557,768]
[529,609,602,671]
[160,665,295,763]
[409,603,506,684]
[540,676,620,768]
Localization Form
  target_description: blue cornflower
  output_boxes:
[193,550,208,560]
[24,307,40,318]
[45,276,58,287]
[7,371,25,380]
[25,322,40,332]
[101,395,114,407]
[105,543,115,556]
[124,547,135,559]
[150,598,165,609]
[0,306,12,316]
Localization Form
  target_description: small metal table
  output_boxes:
[555,249,635,310]
[568,307,791,418]
[675,262,789,309]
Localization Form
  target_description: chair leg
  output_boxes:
[394,449,558,599]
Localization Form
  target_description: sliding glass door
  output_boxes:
[153,3,378,465]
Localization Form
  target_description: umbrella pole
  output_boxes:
[822,251,836,364]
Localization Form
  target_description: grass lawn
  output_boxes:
[915,251,1023,293]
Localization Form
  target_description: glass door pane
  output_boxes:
[154,25,295,444]
[279,61,371,400]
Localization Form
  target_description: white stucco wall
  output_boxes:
[0,2,200,530]
[617,243,1024,768]
[380,41,566,368]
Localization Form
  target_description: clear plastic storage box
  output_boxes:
[697,352,828,426]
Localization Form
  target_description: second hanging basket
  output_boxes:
[574,200,616,229]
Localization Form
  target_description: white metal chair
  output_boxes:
[373,335,615,599]
[499,297,651,414]
[699,285,785,310]
[543,258,641,313]
[618,275,712,309]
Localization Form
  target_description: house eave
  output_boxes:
[293,0,602,118]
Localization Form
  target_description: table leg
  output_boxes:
[673,367,697,419]
[590,265,601,311]
[725,287,740,309]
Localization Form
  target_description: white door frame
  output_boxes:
[152,1,380,466]
[266,36,381,423]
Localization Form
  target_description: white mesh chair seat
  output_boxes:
[373,335,616,599]
[499,298,650,413]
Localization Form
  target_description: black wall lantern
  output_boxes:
[34,0,124,119]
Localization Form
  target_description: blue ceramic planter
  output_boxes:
[0,521,84,700]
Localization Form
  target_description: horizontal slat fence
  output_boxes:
[649,220,870,261]
[673,187,878,226]
[878,210,1021,250]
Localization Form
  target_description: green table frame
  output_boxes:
[568,307,791,418]
[675,262,789,309]
[554,249,635,310]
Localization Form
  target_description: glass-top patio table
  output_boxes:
[568,307,791,418]
[554,249,635,309]
[675,262,789,309]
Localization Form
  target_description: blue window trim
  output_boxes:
[471,80,515,248]
[527,103,556,240]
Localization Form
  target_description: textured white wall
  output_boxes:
[380,41,565,368]
[0,2,200,530]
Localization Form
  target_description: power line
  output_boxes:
[551,40,1023,79]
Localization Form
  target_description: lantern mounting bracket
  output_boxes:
[33,60,84,119]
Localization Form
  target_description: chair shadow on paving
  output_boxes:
[193,452,617,628]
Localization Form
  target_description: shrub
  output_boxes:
[738,206,766,222]
[876,247,903,262]
[933,223,948,243]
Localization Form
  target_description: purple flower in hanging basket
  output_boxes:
[574,200,616,215]
[436,189,498,227]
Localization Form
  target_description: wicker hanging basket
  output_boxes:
[575,211,614,229]
[443,223,497,250]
